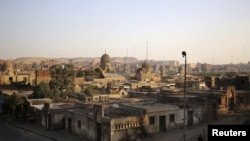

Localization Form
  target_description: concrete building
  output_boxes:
[121,102,179,134]
[207,75,250,90]
[205,76,217,88]
[28,102,85,130]
[64,101,180,141]
[161,86,249,116]
[41,102,84,130]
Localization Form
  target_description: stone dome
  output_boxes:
[3,60,13,71]
[141,60,151,72]
[101,53,111,64]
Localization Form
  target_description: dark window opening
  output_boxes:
[170,114,175,122]
[77,120,81,129]
[241,80,244,84]
[149,116,155,125]
[218,98,221,104]
[9,77,13,82]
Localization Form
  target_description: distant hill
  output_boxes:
[13,57,140,64]
[14,57,50,64]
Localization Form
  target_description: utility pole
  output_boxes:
[182,51,187,141]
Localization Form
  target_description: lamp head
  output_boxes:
[182,51,186,57]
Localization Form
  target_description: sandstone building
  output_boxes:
[0,60,36,85]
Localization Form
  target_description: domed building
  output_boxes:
[86,53,125,86]
[100,53,114,73]
[2,60,14,75]
[141,61,151,72]
[136,60,152,81]
[0,60,36,85]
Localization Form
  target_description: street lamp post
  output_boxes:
[182,51,187,141]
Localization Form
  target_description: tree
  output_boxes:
[30,81,51,99]
[3,93,21,116]
[76,69,84,77]
[83,85,99,96]
[83,69,102,81]
[49,64,75,102]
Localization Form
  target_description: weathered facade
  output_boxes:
[206,75,250,90]
[35,70,51,85]
[160,91,218,124]
[161,86,249,116]
[64,101,180,141]
[0,60,36,85]
[121,102,179,134]
[216,86,237,114]
[136,60,152,82]
[40,102,84,130]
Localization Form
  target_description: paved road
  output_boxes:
[145,114,247,141]
[0,117,53,141]
[1,115,88,141]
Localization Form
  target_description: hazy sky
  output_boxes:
[0,0,249,64]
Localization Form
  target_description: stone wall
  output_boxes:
[110,116,142,141]
[144,109,179,133]
[65,110,96,141]
[50,112,65,130]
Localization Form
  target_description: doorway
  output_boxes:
[188,111,193,126]
[68,118,72,132]
[159,116,166,132]
[228,98,234,112]
[96,123,102,141]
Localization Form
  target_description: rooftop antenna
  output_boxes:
[243,44,245,63]
[211,52,214,67]
[126,47,128,64]
[127,47,128,58]
[146,38,148,61]
[133,44,135,58]
[231,54,233,64]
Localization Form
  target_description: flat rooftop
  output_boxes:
[104,106,142,118]
[68,108,94,116]
[122,102,179,112]
[31,103,80,110]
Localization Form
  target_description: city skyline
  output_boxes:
[0,0,250,65]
